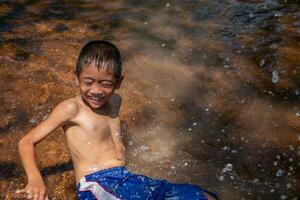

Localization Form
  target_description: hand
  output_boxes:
[15,179,49,200]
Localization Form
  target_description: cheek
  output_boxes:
[100,88,114,98]
[80,85,90,93]
[104,88,114,94]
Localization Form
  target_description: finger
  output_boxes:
[27,192,33,199]
[27,189,35,199]
[33,191,39,200]
[16,188,26,193]
[39,192,46,200]
[45,195,49,200]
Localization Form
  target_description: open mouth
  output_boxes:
[87,95,104,104]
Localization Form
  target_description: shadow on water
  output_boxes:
[0,0,299,199]
[40,160,73,176]
[0,160,73,179]
[0,162,21,179]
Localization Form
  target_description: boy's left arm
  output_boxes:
[110,95,126,160]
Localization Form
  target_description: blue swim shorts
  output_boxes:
[76,166,211,200]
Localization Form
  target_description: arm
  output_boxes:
[110,95,126,160]
[16,99,78,200]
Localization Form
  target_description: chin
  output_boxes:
[88,101,105,109]
[92,104,104,109]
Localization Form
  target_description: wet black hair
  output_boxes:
[75,40,122,78]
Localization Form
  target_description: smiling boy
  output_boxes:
[16,41,217,200]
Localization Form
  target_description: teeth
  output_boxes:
[90,96,102,101]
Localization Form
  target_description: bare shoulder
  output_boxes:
[109,94,122,117]
[54,97,79,117]
[111,93,122,107]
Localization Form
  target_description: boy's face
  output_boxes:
[76,65,123,110]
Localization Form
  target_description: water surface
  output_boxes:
[0,0,299,199]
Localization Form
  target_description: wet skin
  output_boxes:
[16,65,125,200]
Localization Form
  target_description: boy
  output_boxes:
[16,41,217,200]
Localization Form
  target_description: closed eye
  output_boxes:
[99,81,113,88]
[101,83,113,88]
[84,82,93,86]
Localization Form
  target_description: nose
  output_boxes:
[90,85,104,95]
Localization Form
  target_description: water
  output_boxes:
[0,1,299,199]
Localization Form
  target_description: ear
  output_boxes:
[115,75,124,89]
[74,70,79,86]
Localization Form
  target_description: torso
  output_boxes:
[62,95,126,184]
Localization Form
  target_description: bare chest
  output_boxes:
[69,110,114,140]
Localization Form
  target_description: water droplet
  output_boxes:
[252,178,259,183]
[276,169,284,177]
[42,115,48,120]
[259,59,266,67]
[218,175,224,181]
[140,144,150,151]
[231,150,238,154]
[30,118,36,124]
[222,163,233,173]
[272,71,279,83]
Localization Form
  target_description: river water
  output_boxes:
[0,0,299,199]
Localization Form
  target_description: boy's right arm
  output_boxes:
[16,99,78,200]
